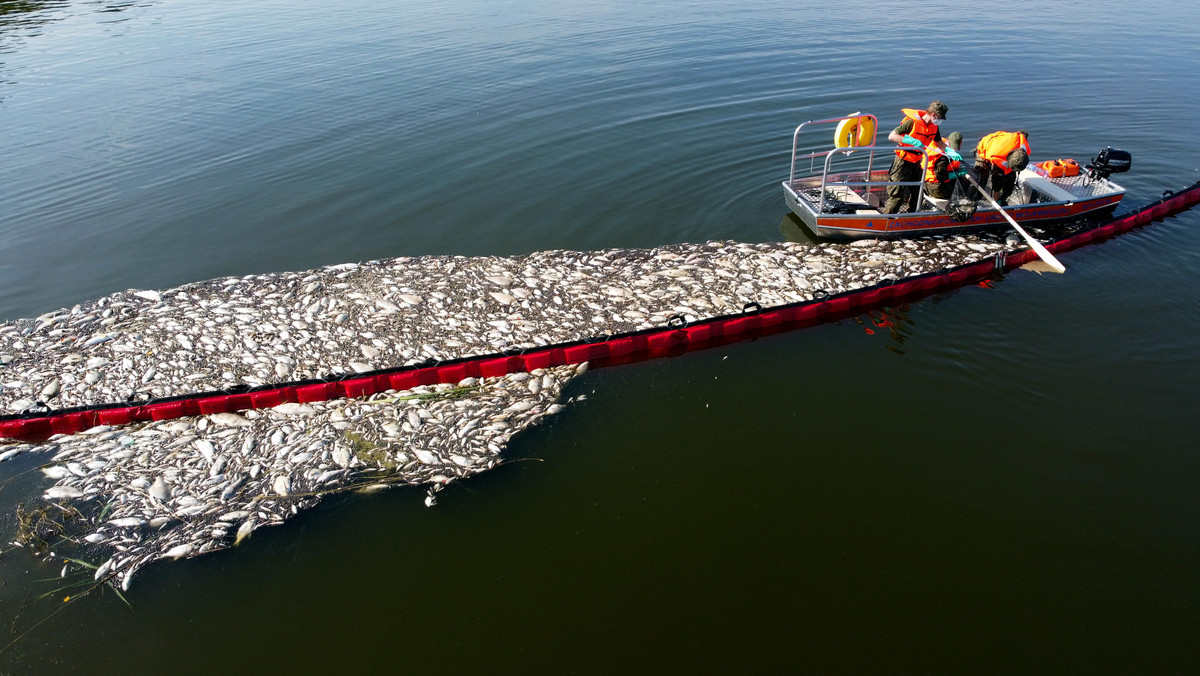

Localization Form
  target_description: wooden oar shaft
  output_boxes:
[965,173,1066,273]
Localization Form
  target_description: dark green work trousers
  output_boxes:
[884,155,922,213]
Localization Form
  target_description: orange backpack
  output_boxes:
[1036,159,1080,178]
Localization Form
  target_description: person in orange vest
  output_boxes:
[924,131,966,200]
[973,129,1030,205]
[884,100,948,213]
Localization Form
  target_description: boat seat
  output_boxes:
[923,194,949,210]
[1020,172,1078,203]
[825,185,879,214]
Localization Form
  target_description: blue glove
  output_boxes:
[948,168,967,179]
[901,135,924,148]
[944,147,963,162]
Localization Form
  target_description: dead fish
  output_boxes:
[209,412,252,427]
[44,486,85,500]
[220,476,246,501]
[149,476,172,501]
[235,519,255,546]
[195,439,216,463]
[163,544,193,559]
[42,466,72,479]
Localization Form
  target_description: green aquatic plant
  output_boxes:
[14,501,89,555]
[344,431,399,470]
[1,555,131,657]
[364,384,479,406]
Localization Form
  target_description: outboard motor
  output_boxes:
[1086,146,1132,181]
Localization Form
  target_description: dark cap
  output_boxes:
[1007,148,1029,171]
[928,100,948,119]
[946,131,963,149]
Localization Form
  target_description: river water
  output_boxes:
[2,0,1199,670]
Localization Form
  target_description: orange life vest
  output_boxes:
[976,131,1031,174]
[894,108,940,163]
[924,146,962,184]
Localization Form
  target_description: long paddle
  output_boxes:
[965,173,1066,274]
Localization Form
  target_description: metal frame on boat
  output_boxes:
[782,113,1128,239]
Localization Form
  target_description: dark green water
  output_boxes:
[2,0,1199,671]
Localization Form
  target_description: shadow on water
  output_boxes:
[779,211,827,245]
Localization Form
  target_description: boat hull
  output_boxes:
[783,185,1123,239]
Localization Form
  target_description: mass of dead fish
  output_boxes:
[0,236,1019,415]
[3,366,580,591]
[0,233,1032,588]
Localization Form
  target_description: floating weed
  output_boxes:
[365,385,479,406]
[1,558,131,657]
[60,556,98,570]
[14,501,90,555]
[34,577,95,602]
[110,584,132,610]
[344,431,399,470]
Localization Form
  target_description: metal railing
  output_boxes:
[787,113,934,215]
[815,145,931,214]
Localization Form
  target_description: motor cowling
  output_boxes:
[1086,146,1132,180]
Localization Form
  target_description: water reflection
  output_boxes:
[853,304,915,355]
[0,0,70,30]
[0,1,144,38]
